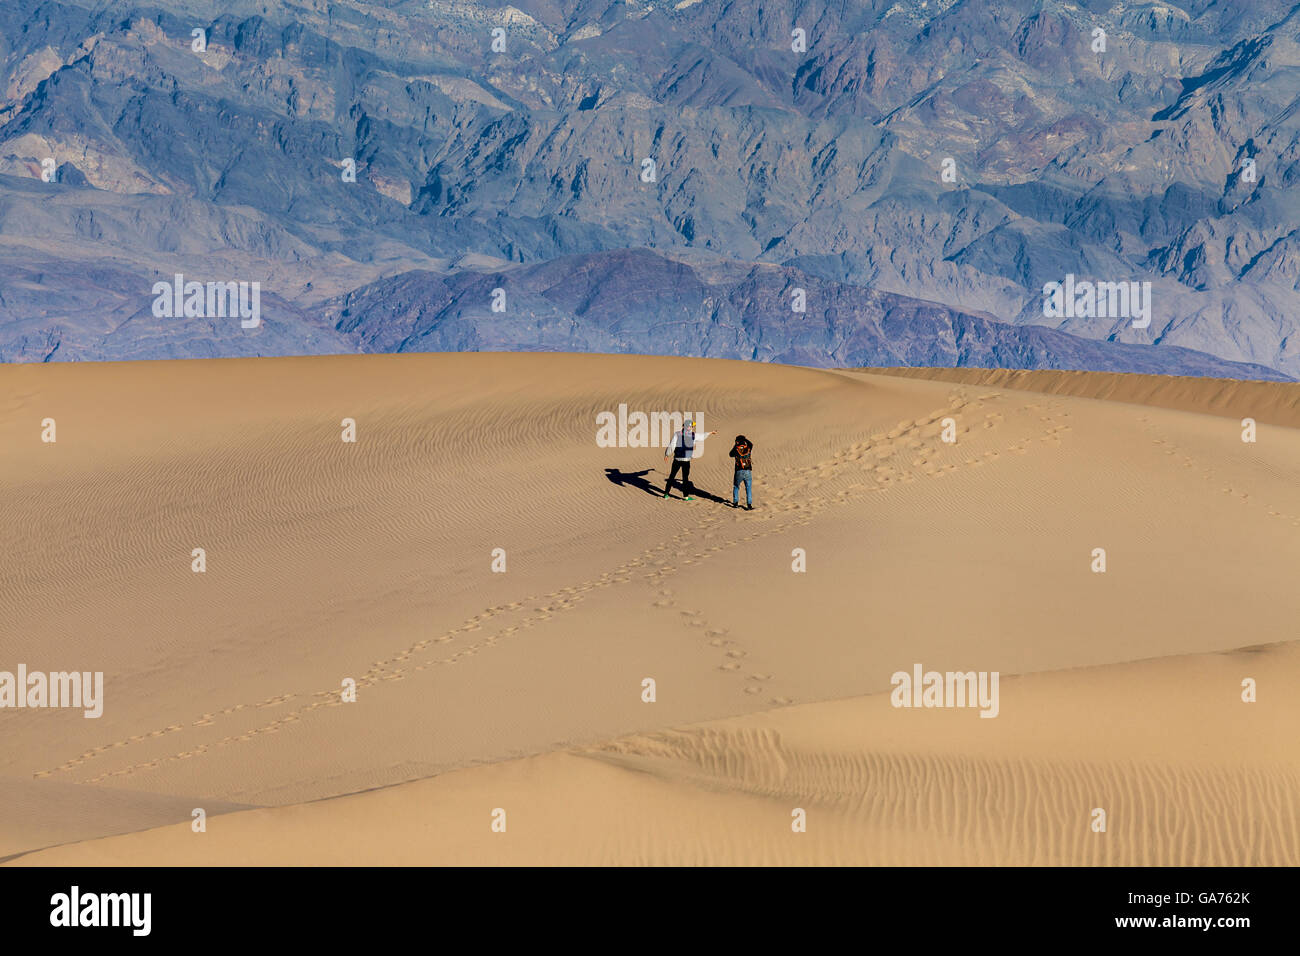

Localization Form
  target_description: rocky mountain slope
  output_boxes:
[1,0,1296,377]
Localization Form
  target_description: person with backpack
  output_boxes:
[730,435,754,510]
[662,419,716,501]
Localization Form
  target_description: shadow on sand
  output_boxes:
[605,467,731,505]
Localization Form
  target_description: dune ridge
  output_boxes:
[2,353,1296,864]
[12,640,1297,866]
[863,367,1300,427]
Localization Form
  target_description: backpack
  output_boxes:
[733,440,752,470]
[675,428,695,459]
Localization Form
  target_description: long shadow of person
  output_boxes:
[604,467,663,498]
[685,486,731,505]
[605,467,730,505]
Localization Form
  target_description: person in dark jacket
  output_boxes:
[729,435,754,510]
[662,420,717,501]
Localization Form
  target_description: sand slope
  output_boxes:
[2,354,1297,864]
[866,366,1300,427]
[15,641,1298,866]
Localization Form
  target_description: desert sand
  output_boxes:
[867,366,1300,428]
[1,353,1296,865]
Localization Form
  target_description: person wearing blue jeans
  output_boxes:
[730,435,754,510]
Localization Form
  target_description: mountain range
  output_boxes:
[1,0,1297,378]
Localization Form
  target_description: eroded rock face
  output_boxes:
[1,0,1296,377]
[318,248,1287,379]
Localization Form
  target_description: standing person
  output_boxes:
[730,434,754,510]
[663,419,716,501]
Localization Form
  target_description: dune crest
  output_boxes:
[2,354,1296,864]
[13,641,1297,866]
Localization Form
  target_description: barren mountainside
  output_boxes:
[1,0,1297,377]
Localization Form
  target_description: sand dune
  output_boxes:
[2,353,1297,864]
[866,366,1300,427]
[15,641,1298,866]
[0,776,251,863]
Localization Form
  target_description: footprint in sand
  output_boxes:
[69,401,1016,782]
